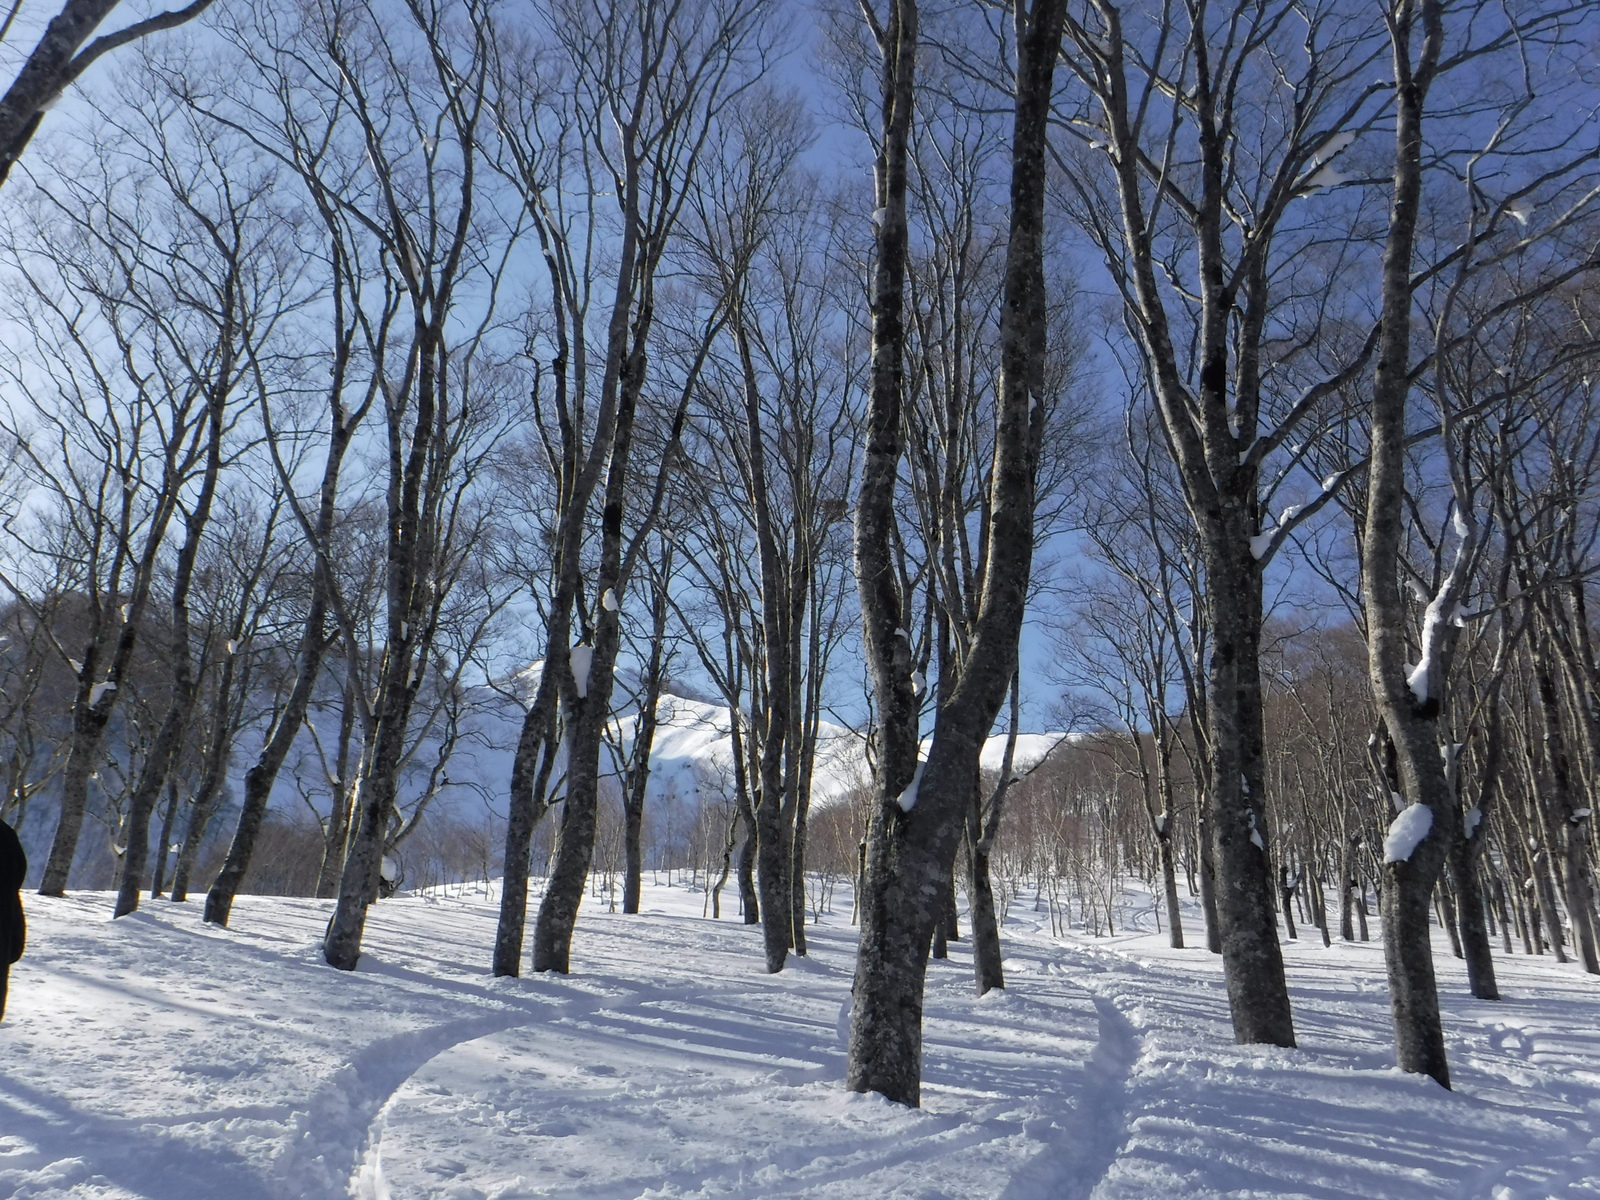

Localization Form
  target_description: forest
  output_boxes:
[0,0,1598,1115]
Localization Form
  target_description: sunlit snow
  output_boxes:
[6,880,1600,1199]
[1383,802,1434,863]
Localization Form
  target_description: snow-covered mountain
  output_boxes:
[418,665,1069,818]
[434,667,874,814]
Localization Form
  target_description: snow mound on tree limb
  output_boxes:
[1383,803,1433,863]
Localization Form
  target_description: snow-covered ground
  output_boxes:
[3,879,1599,1200]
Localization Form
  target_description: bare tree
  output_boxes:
[848,0,1066,1108]
[0,0,216,184]
[0,81,297,895]
[486,0,774,978]
[1361,0,1599,1086]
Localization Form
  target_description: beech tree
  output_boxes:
[848,0,1067,1108]
[0,0,216,185]
[0,80,296,897]
[1360,0,1599,1086]
[488,0,775,978]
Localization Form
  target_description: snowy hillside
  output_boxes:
[269,664,1067,821]
[4,880,1600,1199]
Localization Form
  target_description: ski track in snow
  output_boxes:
[6,883,1600,1199]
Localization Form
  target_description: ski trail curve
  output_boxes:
[995,959,1140,1200]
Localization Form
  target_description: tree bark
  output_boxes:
[205,597,328,926]
[1362,0,1452,1089]
[848,0,1065,1106]
[623,558,671,915]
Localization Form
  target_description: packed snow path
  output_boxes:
[3,884,1600,1199]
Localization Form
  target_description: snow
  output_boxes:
[1249,531,1274,560]
[873,737,1073,815]
[1300,164,1351,192]
[897,760,925,812]
[472,663,868,813]
[87,681,116,706]
[615,691,867,811]
[978,733,1069,777]
[1409,604,1447,704]
[1508,197,1534,225]
[910,669,926,698]
[10,880,1600,1200]
[1383,802,1434,863]
[600,588,619,612]
[1315,130,1357,160]
[568,644,593,699]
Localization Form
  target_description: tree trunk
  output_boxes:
[1158,832,1184,949]
[113,693,191,918]
[1532,636,1600,973]
[1454,656,1505,998]
[623,560,671,916]
[204,597,327,926]
[169,750,225,904]
[1205,547,1295,1045]
[532,323,657,971]
[316,774,359,900]
[1279,867,1299,941]
[710,810,735,919]
[789,784,811,954]
[1381,856,1449,1086]
[38,698,111,895]
[531,691,609,973]
[737,800,759,925]
[150,779,180,899]
[847,0,1064,1106]
[1339,834,1357,942]
[1362,0,1452,1088]
[966,794,1004,992]
[493,666,561,974]
[1308,869,1331,948]
[1197,810,1222,953]
[1436,881,1462,958]
[1449,830,1498,997]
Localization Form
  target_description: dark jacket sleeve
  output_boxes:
[1,820,25,964]
[0,821,23,892]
